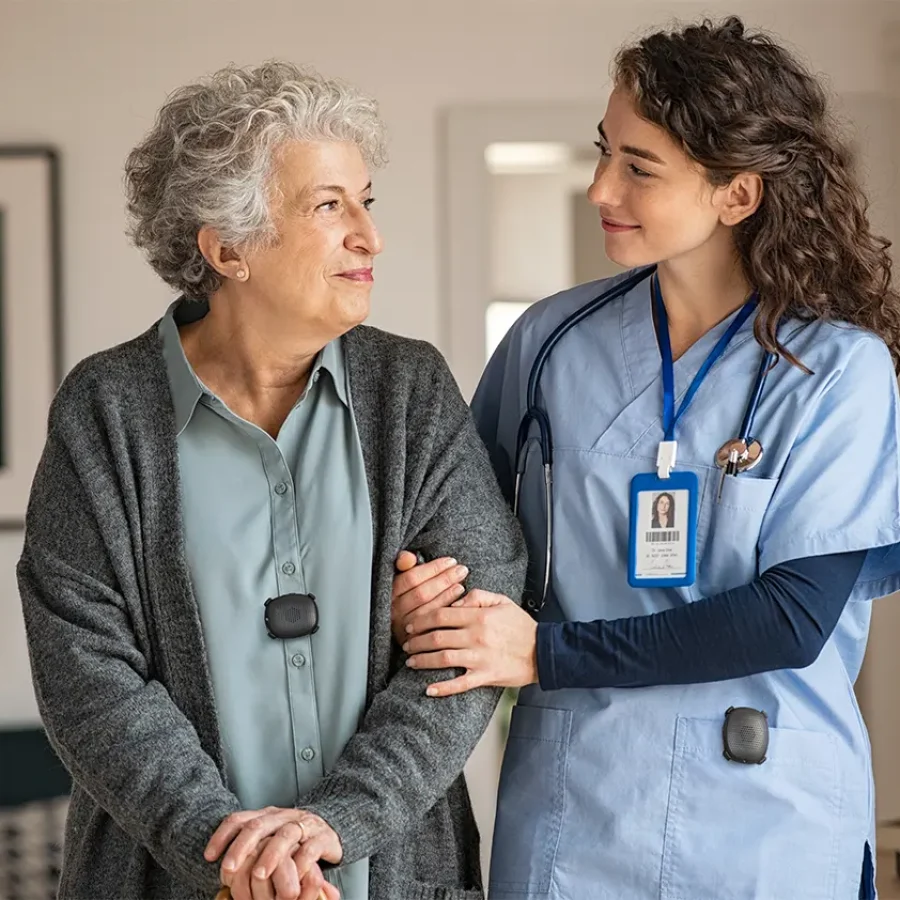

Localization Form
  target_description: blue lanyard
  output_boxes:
[652,275,757,442]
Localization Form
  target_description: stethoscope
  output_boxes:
[513,265,778,612]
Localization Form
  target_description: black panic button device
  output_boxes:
[722,706,769,765]
[264,593,319,639]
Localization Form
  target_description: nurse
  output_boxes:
[392,15,900,900]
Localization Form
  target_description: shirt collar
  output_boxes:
[316,331,350,408]
[159,297,350,436]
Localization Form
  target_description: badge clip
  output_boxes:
[656,440,678,479]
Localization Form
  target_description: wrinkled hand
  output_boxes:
[402,590,539,696]
[205,807,342,900]
[391,551,470,646]
[217,839,339,900]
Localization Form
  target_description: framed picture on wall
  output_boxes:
[0,147,63,530]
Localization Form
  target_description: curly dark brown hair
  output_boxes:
[614,16,900,373]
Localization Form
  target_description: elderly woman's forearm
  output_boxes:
[297,669,502,861]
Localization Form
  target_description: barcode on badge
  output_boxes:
[645,530,680,543]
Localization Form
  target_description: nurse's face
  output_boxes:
[587,88,732,269]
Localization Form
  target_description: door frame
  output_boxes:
[441,101,605,399]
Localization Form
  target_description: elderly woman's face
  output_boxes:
[245,140,382,335]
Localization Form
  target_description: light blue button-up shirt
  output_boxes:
[160,300,372,898]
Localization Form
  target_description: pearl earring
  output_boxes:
[236,268,247,280]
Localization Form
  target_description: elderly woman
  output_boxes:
[17,62,525,900]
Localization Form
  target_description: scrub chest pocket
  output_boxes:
[696,473,779,595]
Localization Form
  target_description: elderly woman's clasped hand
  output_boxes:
[205,807,341,900]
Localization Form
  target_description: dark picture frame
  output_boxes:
[0,147,63,530]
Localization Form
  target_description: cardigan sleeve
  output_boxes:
[299,341,528,862]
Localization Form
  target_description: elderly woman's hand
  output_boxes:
[401,590,539,697]
[206,808,342,900]
[391,551,470,646]
[218,841,338,900]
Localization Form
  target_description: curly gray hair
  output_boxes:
[124,61,388,300]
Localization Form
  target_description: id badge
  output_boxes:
[628,470,699,588]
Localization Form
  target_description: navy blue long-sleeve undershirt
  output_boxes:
[536,551,867,691]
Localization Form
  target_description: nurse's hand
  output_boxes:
[391,551,469,646]
[402,591,538,696]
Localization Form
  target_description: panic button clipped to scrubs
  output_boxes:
[722,706,769,765]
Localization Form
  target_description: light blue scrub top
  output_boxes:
[160,301,372,899]
[475,270,900,900]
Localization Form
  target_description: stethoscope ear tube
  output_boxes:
[520,463,553,614]
[515,267,657,613]
[539,462,553,609]
[511,265,774,612]
[739,350,778,442]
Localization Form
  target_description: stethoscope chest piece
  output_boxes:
[715,437,764,474]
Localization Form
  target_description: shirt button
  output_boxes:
[274,482,288,495]
[300,747,316,762]
[282,562,296,575]
[291,653,306,668]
